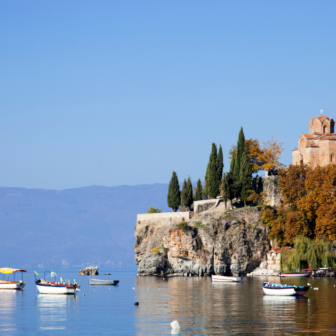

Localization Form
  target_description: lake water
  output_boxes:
[0,269,335,335]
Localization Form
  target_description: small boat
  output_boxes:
[262,282,309,296]
[0,268,27,290]
[35,271,80,294]
[280,272,310,278]
[89,278,119,285]
[211,275,243,282]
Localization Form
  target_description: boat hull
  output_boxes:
[89,279,119,285]
[263,283,309,296]
[211,275,242,282]
[280,273,310,278]
[0,281,25,290]
[36,283,79,294]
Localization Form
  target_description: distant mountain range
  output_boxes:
[0,184,170,269]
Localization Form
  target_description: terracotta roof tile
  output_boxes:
[315,133,336,140]
[302,133,314,139]
[311,115,332,122]
[306,143,319,148]
[292,148,298,151]
[269,246,291,254]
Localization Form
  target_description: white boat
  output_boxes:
[0,268,27,290]
[35,271,80,295]
[36,280,80,294]
[280,272,310,278]
[89,278,119,285]
[211,275,243,282]
[262,282,309,296]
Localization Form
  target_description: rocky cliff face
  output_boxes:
[134,205,271,277]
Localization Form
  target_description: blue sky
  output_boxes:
[1,1,335,189]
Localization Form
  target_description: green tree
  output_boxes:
[217,145,224,188]
[221,171,235,207]
[181,177,193,211]
[220,173,230,208]
[147,207,162,213]
[240,150,252,205]
[181,179,188,208]
[195,179,203,201]
[230,150,236,174]
[167,171,181,212]
[234,127,245,182]
[205,143,219,198]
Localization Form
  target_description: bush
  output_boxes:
[150,245,162,253]
[194,221,205,228]
[147,207,162,213]
[177,221,188,231]
[195,236,203,251]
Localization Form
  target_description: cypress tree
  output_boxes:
[167,171,181,212]
[205,143,219,198]
[234,127,245,182]
[220,173,230,209]
[181,179,188,208]
[225,171,235,207]
[217,145,224,190]
[230,150,236,174]
[240,150,253,205]
[195,179,203,201]
[186,177,193,210]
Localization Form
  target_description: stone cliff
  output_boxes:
[134,204,271,277]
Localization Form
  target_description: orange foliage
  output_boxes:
[263,163,336,245]
[229,137,285,173]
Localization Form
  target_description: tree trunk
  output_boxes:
[173,208,177,212]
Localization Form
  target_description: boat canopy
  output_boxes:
[0,268,27,274]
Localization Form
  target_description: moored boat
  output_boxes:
[89,278,119,285]
[0,268,27,290]
[262,282,309,296]
[211,275,243,282]
[280,272,310,278]
[35,271,80,294]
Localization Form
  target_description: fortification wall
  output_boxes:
[137,212,190,225]
[194,199,220,213]
[253,174,282,207]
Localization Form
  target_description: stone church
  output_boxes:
[292,114,336,167]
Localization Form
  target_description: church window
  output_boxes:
[331,155,334,162]
[323,126,327,134]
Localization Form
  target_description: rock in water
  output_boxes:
[78,267,99,276]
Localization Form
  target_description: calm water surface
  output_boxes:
[0,269,335,335]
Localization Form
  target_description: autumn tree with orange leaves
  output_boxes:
[261,163,336,246]
[229,137,285,173]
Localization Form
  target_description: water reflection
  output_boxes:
[0,291,23,334]
[134,276,336,335]
[36,294,77,331]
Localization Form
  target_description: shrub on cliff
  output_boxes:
[177,221,188,231]
[147,207,162,213]
[167,171,181,212]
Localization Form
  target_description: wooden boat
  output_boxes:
[0,268,27,290]
[36,280,80,294]
[89,278,119,285]
[211,275,243,282]
[280,272,310,278]
[35,271,80,294]
[262,282,309,296]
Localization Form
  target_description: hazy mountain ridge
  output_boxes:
[0,184,170,268]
